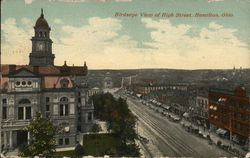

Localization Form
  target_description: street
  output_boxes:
[114,91,234,158]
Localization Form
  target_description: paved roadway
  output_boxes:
[114,92,234,158]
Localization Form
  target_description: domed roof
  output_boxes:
[35,9,49,28]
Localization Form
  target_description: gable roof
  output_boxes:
[8,67,40,78]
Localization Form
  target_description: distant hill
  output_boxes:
[87,68,250,91]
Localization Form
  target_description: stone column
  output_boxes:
[9,131,13,149]
[27,132,30,145]
[3,131,7,150]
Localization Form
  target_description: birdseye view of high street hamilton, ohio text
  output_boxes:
[0,0,250,158]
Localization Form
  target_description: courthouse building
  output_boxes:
[0,9,94,150]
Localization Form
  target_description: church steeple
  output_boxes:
[29,9,55,66]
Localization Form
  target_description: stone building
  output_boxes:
[195,91,209,127]
[0,9,94,151]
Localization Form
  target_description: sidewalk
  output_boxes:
[180,119,248,157]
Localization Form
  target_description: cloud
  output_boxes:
[24,0,34,4]
[1,16,249,69]
[141,18,249,69]
[1,18,33,64]
[208,0,224,3]
[53,17,135,66]
[115,0,132,1]
[68,0,134,1]
[209,22,223,29]
[53,18,64,24]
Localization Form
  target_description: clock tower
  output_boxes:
[29,9,55,66]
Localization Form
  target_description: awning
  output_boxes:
[136,94,142,97]
[165,106,170,110]
[218,97,227,102]
[216,128,227,135]
[162,104,170,110]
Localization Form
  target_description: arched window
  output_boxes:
[39,31,42,37]
[44,32,47,37]
[19,99,31,104]
[59,97,69,116]
[60,97,69,102]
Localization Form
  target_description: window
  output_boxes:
[88,112,92,121]
[16,81,20,86]
[44,32,47,37]
[65,104,69,116]
[18,107,31,120]
[46,105,50,112]
[2,107,7,119]
[27,81,32,86]
[19,99,31,104]
[59,97,69,116]
[59,139,63,145]
[77,125,81,132]
[60,97,68,102]
[2,98,7,104]
[46,97,50,103]
[39,32,42,37]
[60,79,69,88]
[60,104,64,116]
[60,104,69,116]
[18,107,24,120]
[26,107,31,119]
[45,112,50,118]
[228,99,236,106]
[22,81,26,86]
[65,138,69,145]
[78,98,81,103]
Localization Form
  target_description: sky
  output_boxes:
[1,0,250,69]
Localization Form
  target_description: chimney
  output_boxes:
[9,65,16,73]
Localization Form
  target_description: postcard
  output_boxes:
[0,0,249,157]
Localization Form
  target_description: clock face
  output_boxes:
[36,42,44,51]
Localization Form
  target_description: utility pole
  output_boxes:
[121,77,124,89]
[229,111,232,147]
[137,117,139,137]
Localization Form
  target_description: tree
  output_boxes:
[91,123,102,133]
[18,112,60,157]
[92,93,140,156]
[74,143,85,157]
